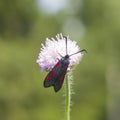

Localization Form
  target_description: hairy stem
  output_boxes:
[65,71,73,120]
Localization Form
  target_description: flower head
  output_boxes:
[36,33,83,72]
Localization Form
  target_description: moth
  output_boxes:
[44,36,86,92]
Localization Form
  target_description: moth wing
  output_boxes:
[44,61,68,92]
[53,72,66,92]
[44,71,54,87]
[44,61,61,88]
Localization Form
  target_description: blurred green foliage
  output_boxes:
[0,0,120,120]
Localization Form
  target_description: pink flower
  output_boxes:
[36,33,84,72]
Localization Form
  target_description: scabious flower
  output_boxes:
[36,33,83,72]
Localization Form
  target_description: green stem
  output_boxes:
[65,71,73,120]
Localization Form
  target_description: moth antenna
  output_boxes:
[58,53,63,58]
[69,49,87,57]
[63,36,68,55]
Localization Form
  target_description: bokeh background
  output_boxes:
[0,0,120,120]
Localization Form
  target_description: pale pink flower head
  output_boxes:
[36,33,84,72]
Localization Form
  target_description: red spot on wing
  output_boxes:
[59,75,64,86]
[46,75,51,80]
[56,61,60,67]
[60,81,63,86]
[60,76,64,81]
[52,70,55,77]
[64,65,68,71]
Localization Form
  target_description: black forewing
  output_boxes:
[44,61,68,92]
[53,70,67,92]
[44,61,62,88]
[44,70,54,87]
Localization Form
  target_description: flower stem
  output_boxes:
[65,71,73,120]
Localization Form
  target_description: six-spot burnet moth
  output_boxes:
[44,36,87,92]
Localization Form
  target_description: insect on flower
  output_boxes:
[36,34,86,92]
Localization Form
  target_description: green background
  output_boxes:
[0,0,120,120]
